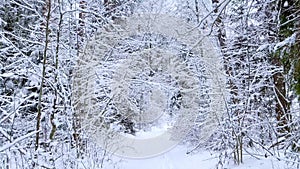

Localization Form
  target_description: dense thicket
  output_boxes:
[0,0,299,168]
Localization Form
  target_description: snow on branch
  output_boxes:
[0,130,39,152]
[274,32,297,52]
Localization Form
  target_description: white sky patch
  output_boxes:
[284,1,288,7]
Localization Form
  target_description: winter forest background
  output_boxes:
[0,0,299,168]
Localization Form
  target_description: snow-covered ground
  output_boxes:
[110,145,288,169]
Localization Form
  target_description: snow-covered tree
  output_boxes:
[275,0,300,165]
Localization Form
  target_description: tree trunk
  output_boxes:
[35,0,51,151]
[50,0,64,141]
[73,0,87,158]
